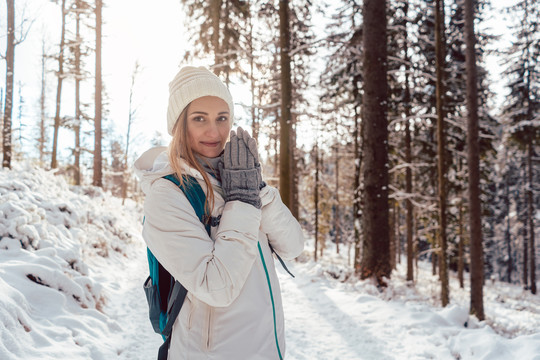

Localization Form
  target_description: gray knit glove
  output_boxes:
[219,127,262,209]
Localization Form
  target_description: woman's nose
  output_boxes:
[205,121,220,137]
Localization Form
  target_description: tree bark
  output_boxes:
[51,0,67,170]
[3,0,15,169]
[403,1,414,280]
[505,169,512,283]
[93,0,103,187]
[522,178,528,289]
[390,200,396,270]
[279,0,292,210]
[458,199,464,288]
[335,142,340,254]
[353,86,362,273]
[74,0,81,185]
[435,0,449,307]
[360,0,391,284]
[314,140,319,262]
[527,141,536,294]
[291,116,299,219]
[465,0,485,319]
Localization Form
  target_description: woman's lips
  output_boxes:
[201,142,220,147]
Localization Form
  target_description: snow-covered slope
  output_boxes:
[0,164,155,359]
[1,164,539,360]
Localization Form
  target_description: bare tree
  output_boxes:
[2,0,16,169]
[93,0,103,187]
[2,0,31,169]
[38,37,49,165]
[122,61,141,204]
[51,0,67,169]
[73,0,82,184]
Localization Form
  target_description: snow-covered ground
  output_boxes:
[1,165,539,360]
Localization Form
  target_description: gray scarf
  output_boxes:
[195,154,222,182]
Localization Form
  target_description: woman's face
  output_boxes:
[186,96,231,158]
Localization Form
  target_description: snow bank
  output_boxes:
[0,164,143,359]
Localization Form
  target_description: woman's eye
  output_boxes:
[193,116,204,122]
[217,116,228,122]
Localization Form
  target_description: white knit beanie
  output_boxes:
[167,66,234,135]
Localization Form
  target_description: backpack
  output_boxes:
[143,174,209,360]
[143,173,294,360]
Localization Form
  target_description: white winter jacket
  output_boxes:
[134,147,304,360]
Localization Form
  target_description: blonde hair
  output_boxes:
[168,104,216,220]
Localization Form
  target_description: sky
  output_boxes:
[1,0,195,160]
[0,0,516,163]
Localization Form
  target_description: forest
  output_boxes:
[1,0,539,324]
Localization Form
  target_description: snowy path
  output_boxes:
[281,264,391,360]
[104,243,540,360]
[98,239,162,359]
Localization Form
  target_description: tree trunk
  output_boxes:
[505,169,512,283]
[211,0,222,75]
[522,174,528,289]
[360,0,391,284]
[291,116,299,219]
[74,0,81,185]
[335,143,340,254]
[93,0,103,187]
[432,251,437,276]
[273,108,279,177]
[527,141,536,294]
[319,150,325,259]
[435,0,449,307]
[353,81,362,273]
[390,200,396,270]
[123,61,139,205]
[279,0,292,210]
[404,31,414,281]
[248,5,259,143]
[314,140,319,262]
[40,39,47,165]
[396,201,401,264]
[458,200,464,288]
[3,0,15,169]
[465,0,484,319]
[51,0,66,170]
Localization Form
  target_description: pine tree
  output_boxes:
[320,0,363,271]
[360,0,391,284]
[464,0,485,320]
[181,0,250,79]
[501,0,539,294]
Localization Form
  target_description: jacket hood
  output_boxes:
[134,146,172,194]
[134,146,218,195]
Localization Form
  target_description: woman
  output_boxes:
[134,66,304,360]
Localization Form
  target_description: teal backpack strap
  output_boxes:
[146,174,212,360]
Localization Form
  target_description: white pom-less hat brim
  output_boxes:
[167,66,234,135]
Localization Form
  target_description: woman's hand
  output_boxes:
[219,127,263,208]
